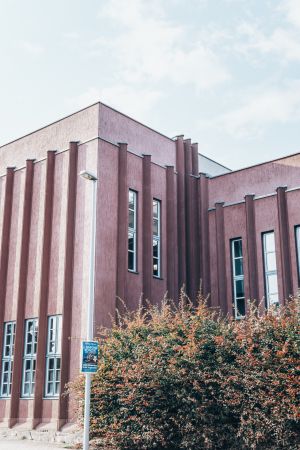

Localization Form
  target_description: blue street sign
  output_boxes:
[81,341,99,373]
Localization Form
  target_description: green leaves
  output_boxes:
[70,296,300,449]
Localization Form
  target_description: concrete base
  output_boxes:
[0,422,82,446]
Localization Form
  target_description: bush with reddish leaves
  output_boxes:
[70,294,300,449]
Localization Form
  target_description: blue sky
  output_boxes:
[1,0,300,169]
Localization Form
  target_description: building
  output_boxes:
[0,101,299,429]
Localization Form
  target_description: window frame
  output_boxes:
[21,318,38,398]
[230,238,245,319]
[44,315,62,398]
[152,199,161,278]
[262,231,279,308]
[128,189,137,273]
[0,321,16,398]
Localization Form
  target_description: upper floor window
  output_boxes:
[22,318,38,397]
[153,199,161,277]
[231,238,245,319]
[0,321,16,397]
[262,232,279,307]
[45,315,62,397]
[128,190,137,272]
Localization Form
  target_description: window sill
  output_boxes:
[43,396,59,400]
[153,275,163,280]
[128,270,139,275]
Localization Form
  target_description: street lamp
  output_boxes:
[79,170,98,450]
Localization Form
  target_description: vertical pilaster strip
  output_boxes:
[0,168,15,381]
[9,160,35,427]
[184,139,193,298]
[166,166,176,302]
[33,151,56,428]
[142,154,152,304]
[215,202,228,314]
[199,174,210,298]
[116,143,128,314]
[175,136,186,290]
[191,143,199,176]
[277,186,293,302]
[58,142,78,428]
[245,194,259,303]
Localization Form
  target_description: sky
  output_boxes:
[0,0,300,170]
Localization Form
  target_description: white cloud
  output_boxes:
[202,82,300,138]
[62,32,80,40]
[96,0,230,90]
[236,22,300,62]
[18,41,44,55]
[280,0,300,28]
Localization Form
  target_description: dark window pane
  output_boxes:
[235,279,245,298]
[128,234,134,251]
[234,240,242,258]
[236,298,245,317]
[128,251,134,271]
[234,258,243,276]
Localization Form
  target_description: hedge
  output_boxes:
[70,294,300,449]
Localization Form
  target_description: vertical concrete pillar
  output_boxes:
[0,168,15,377]
[116,143,128,315]
[277,186,293,302]
[166,166,176,302]
[245,194,259,303]
[142,154,152,304]
[199,174,210,298]
[191,142,199,176]
[58,142,78,429]
[175,136,186,290]
[33,151,56,428]
[215,202,228,314]
[9,160,35,428]
[184,139,193,298]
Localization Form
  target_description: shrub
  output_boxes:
[70,294,300,449]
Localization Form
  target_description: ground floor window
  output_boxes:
[45,315,62,397]
[0,321,16,397]
[22,318,38,397]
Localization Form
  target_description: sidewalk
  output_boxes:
[0,438,77,449]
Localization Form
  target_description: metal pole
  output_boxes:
[83,178,97,450]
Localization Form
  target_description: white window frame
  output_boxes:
[128,190,137,272]
[22,318,38,398]
[231,238,245,319]
[262,231,279,308]
[153,199,161,277]
[0,321,16,397]
[45,315,62,398]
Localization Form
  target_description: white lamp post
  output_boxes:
[79,170,98,450]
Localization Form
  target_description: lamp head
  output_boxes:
[79,170,97,181]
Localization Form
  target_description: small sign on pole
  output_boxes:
[81,341,99,373]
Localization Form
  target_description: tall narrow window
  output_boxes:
[22,318,38,397]
[128,190,137,272]
[262,232,279,307]
[45,315,62,397]
[295,226,300,283]
[153,199,161,277]
[231,239,245,318]
[0,322,16,397]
